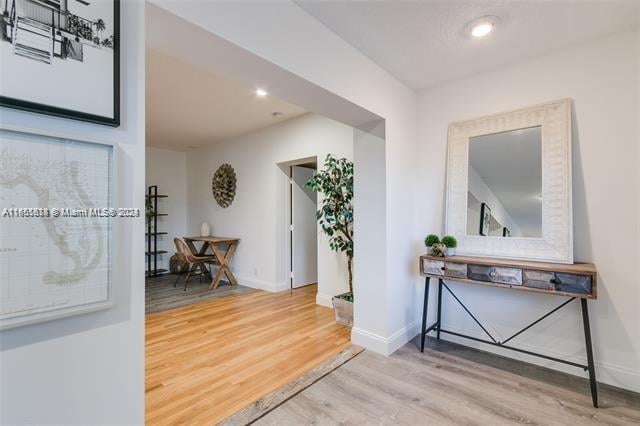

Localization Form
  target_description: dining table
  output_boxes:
[183,236,240,290]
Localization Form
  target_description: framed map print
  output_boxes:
[0,0,120,126]
[0,128,115,330]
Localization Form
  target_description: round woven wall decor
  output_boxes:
[211,163,237,208]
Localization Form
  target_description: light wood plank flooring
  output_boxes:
[258,338,640,425]
[145,284,351,425]
[145,274,255,314]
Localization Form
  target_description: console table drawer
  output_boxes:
[422,259,444,276]
[493,267,523,285]
[444,262,467,279]
[523,270,555,290]
[555,273,592,295]
[469,265,522,285]
[523,270,592,295]
[468,264,493,281]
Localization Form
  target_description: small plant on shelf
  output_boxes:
[424,234,457,257]
[442,235,458,256]
[442,235,457,248]
[145,197,155,225]
[424,234,440,248]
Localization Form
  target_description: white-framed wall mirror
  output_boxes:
[445,99,573,264]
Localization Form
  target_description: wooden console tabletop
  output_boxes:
[419,254,597,299]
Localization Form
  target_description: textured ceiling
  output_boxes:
[296,0,640,90]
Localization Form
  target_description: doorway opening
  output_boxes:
[145,4,384,423]
[289,160,318,289]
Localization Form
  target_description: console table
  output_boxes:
[418,254,599,407]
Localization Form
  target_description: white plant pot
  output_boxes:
[446,247,456,256]
[332,294,353,327]
[200,222,211,237]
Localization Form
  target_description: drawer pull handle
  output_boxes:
[441,267,446,271]
[550,278,559,285]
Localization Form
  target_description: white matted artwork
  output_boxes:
[445,99,573,264]
[0,0,119,125]
[0,128,115,330]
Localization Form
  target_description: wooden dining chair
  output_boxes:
[173,238,218,291]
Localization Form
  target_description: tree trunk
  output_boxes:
[347,255,353,295]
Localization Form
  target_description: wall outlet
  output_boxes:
[253,267,258,277]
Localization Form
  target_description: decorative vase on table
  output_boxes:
[431,243,447,257]
[200,222,211,237]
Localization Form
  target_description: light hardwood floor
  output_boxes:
[258,339,640,425]
[145,284,350,425]
[145,274,255,314]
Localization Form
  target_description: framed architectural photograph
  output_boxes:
[0,127,115,330]
[479,202,491,236]
[0,0,120,126]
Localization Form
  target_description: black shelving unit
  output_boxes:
[146,185,169,277]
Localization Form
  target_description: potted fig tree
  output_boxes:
[307,154,354,327]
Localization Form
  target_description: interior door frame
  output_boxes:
[277,156,318,290]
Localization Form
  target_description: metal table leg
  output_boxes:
[420,277,431,352]
[436,278,443,339]
[581,298,598,408]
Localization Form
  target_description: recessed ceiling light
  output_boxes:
[255,88,268,97]
[467,16,498,38]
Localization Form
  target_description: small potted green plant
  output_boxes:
[424,234,440,254]
[145,197,155,225]
[442,235,458,256]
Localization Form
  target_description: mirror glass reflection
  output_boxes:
[466,126,543,238]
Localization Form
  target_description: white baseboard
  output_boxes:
[352,322,420,356]
[236,276,289,293]
[316,293,333,308]
[435,324,640,394]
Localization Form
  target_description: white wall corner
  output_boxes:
[351,322,421,356]
[236,276,289,293]
[316,293,334,308]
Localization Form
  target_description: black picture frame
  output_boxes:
[0,0,120,126]
[479,202,491,236]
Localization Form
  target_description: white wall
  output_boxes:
[418,29,640,392]
[145,147,188,272]
[0,1,145,424]
[185,113,353,305]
